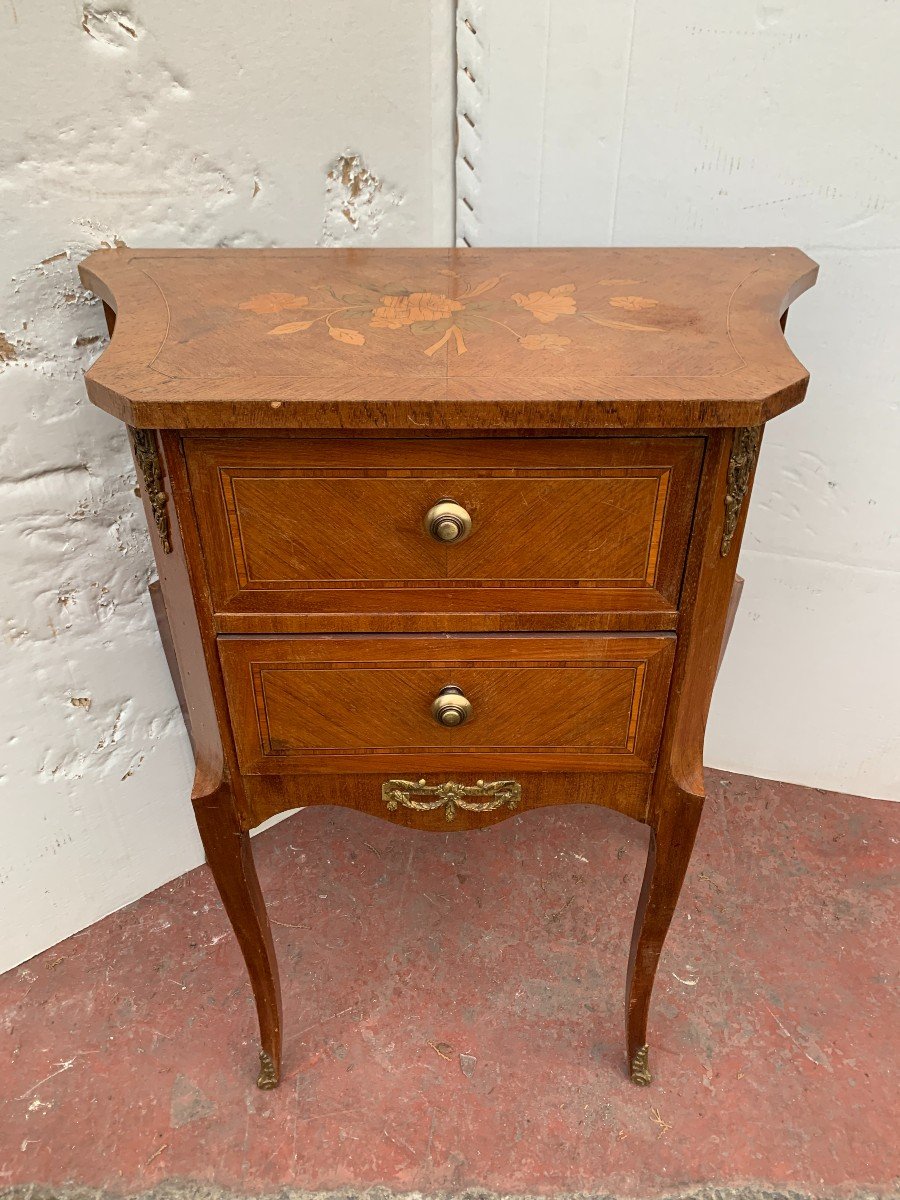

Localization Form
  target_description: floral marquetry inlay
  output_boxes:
[512,284,577,323]
[236,274,664,359]
[80,246,818,426]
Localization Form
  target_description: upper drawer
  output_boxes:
[186,437,703,627]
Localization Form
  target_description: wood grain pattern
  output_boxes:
[148,580,190,742]
[717,574,744,680]
[218,634,674,777]
[186,436,703,623]
[210,599,679,636]
[192,781,283,1089]
[79,246,817,430]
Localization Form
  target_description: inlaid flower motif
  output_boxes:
[518,333,572,351]
[608,295,658,311]
[511,284,576,324]
[370,292,463,329]
[239,292,309,314]
[236,273,665,361]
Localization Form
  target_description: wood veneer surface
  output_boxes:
[80,246,817,430]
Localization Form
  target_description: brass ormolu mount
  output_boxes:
[382,778,521,824]
[129,426,172,554]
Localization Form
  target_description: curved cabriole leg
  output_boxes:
[623,427,746,1084]
[192,777,283,1089]
[625,786,703,1085]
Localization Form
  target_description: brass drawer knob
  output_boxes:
[431,685,472,728]
[425,499,472,543]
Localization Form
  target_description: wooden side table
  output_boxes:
[79,246,817,1089]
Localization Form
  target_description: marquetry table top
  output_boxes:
[80,246,817,431]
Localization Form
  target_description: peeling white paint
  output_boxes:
[80,6,141,50]
[0,0,455,973]
[321,153,403,246]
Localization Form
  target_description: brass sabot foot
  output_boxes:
[630,1044,651,1086]
[257,1049,279,1089]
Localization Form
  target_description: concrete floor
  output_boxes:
[1,772,897,1199]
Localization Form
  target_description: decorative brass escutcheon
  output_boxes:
[425,499,472,543]
[431,685,473,728]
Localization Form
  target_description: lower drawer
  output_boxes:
[219,634,675,776]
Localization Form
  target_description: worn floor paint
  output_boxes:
[1,773,897,1196]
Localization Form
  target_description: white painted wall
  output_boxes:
[2,0,897,973]
[0,0,454,974]
[457,0,900,802]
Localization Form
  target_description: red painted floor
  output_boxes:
[1,772,897,1197]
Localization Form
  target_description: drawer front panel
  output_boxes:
[187,438,703,620]
[219,634,675,776]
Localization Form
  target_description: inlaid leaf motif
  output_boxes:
[609,296,658,311]
[583,314,662,333]
[424,324,467,356]
[467,275,502,297]
[329,326,366,346]
[236,272,665,360]
[268,320,315,335]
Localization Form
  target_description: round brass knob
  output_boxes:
[431,685,472,728]
[425,499,472,544]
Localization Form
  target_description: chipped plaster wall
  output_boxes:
[458,0,900,801]
[0,0,455,972]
